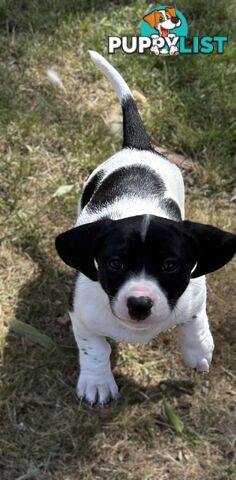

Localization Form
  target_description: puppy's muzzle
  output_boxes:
[127,296,153,321]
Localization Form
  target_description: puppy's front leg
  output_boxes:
[178,310,214,372]
[76,334,119,404]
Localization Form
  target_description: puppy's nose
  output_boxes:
[171,16,179,24]
[127,296,153,320]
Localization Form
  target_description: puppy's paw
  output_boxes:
[169,45,179,56]
[150,46,160,56]
[77,372,119,405]
[182,333,214,372]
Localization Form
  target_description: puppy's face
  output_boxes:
[94,216,195,329]
[143,8,181,35]
[56,215,236,330]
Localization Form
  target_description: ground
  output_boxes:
[0,1,235,479]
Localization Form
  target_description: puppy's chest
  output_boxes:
[75,277,186,345]
[82,312,163,345]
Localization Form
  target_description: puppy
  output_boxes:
[144,8,181,55]
[56,51,236,404]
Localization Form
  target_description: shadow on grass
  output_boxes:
[0,234,197,479]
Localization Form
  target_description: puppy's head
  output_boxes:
[56,215,235,330]
[143,8,181,35]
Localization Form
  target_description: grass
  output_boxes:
[0,1,235,479]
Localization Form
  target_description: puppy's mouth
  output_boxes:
[119,316,154,331]
[160,25,169,37]
[110,304,155,330]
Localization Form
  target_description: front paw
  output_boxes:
[150,46,160,56]
[77,372,119,404]
[182,333,214,372]
[169,46,179,55]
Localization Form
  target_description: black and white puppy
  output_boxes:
[56,51,236,404]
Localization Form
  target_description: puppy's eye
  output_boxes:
[161,260,178,272]
[108,257,123,271]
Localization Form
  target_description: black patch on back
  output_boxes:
[122,96,152,150]
[87,165,166,211]
[160,198,182,221]
[81,170,104,209]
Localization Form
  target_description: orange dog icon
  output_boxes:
[143,7,181,55]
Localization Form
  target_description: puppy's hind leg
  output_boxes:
[69,312,119,404]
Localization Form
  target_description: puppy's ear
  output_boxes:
[143,10,159,28]
[55,219,112,281]
[183,221,236,278]
[165,8,177,17]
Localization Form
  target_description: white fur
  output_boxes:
[69,52,213,404]
[89,50,132,102]
[74,331,119,403]
[73,273,207,345]
[141,214,151,241]
[71,273,213,403]
[178,311,214,372]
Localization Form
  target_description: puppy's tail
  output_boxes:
[88,50,151,151]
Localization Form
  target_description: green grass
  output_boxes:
[0,1,235,479]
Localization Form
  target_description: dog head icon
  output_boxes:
[143,7,181,37]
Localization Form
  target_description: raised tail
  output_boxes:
[88,50,151,151]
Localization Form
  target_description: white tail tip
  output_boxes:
[88,50,132,102]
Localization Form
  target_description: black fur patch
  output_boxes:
[81,170,104,209]
[95,215,195,309]
[160,198,182,221]
[122,96,152,150]
[87,165,166,211]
